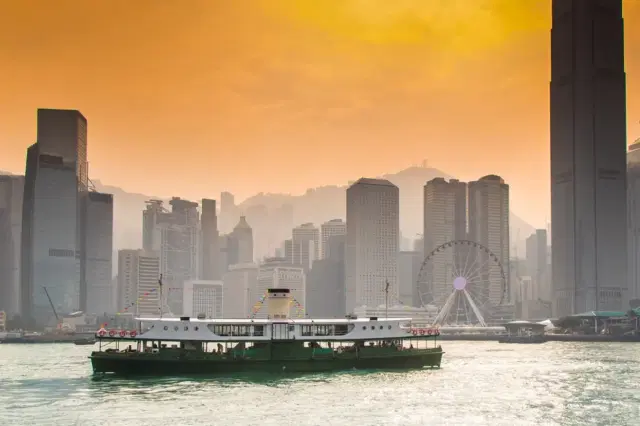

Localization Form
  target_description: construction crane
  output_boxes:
[42,287,62,332]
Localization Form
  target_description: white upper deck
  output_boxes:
[98,288,440,342]
[119,316,431,342]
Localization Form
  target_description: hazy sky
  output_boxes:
[1,0,639,228]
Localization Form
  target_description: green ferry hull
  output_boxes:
[90,351,443,375]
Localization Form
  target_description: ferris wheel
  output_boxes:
[416,240,507,327]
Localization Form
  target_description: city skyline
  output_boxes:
[3,1,640,229]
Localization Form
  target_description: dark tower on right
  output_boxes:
[550,0,628,317]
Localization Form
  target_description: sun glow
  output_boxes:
[261,0,549,54]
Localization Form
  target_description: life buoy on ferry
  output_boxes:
[129,330,137,338]
[108,330,116,337]
[119,330,126,337]
[419,329,425,335]
[427,329,433,336]
[411,329,418,336]
[98,330,106,337]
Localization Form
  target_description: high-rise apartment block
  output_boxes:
[117,250,160,317]
[346,178,399,313]
[550,0,628,316]
[142,197,199,315]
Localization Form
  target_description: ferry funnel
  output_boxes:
[267,288,291,320]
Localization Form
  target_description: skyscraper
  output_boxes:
[0,175,24,317]
[468,175,510,305]
[627,140,640,301]
[346,178,399,313]
[422,178,467,307]
[200,199,219,280]
[117,249,160,317]
[142,197,199,315]
[285,222,319,271]
[550,0,627,316]
[84,192,114,314]
[21,109,88,326]
[525,230,550,302]
[231,216,253,264]
[320,219,346,259]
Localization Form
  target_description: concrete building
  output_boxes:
[284,238,315,271]
[255,257,305,318]
[84,192,113,314]
[525,230,550,302]
[422,178,467,307]
[321,219,345,259]
[200,199,220,280]
[468,175,510,305]
[219,191,239,234]
[285,223,319,270]
[21,109,89,326]
[232,216,253,263]
[117,250,160,317]
[550,0,628,316]
[142,198,199,315]
[219,216,254,274]
[398,251,422,307]
[627,140,640,302]
[346,178,399,313]
[183,280,223,319]
[222,262,258,318]
[0,175,23,317]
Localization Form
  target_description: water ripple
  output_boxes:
[1,342,640,425]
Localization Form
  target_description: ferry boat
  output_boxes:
[90,288,444,375]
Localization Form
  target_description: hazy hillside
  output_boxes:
[94,166,535,266]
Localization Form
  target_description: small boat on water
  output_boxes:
[74,339,96,345]
[498,320,547,344]
[89,288,444,376]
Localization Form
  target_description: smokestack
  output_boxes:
[267,288,291,320]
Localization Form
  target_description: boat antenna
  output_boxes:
[385,279,390,319]
[158,274,163,319]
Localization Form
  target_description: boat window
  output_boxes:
[301,324,348,336]
[184,326,189,331]
[379,326,383,330]
[163,326,168,331]
[388,325,392,330]
[194,326,199,331]
[207,324,264,337]
[362,326,366,330]
[174,326,179,331]
[370,326,375,330]
[334,324,353,335]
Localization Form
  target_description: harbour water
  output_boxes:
[1,342,638,425]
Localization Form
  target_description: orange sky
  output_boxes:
[1,0,639,228]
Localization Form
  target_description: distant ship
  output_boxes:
[90,288,444,375]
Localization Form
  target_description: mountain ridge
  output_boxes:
[91,166,535,263]
[2,166,537,267]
